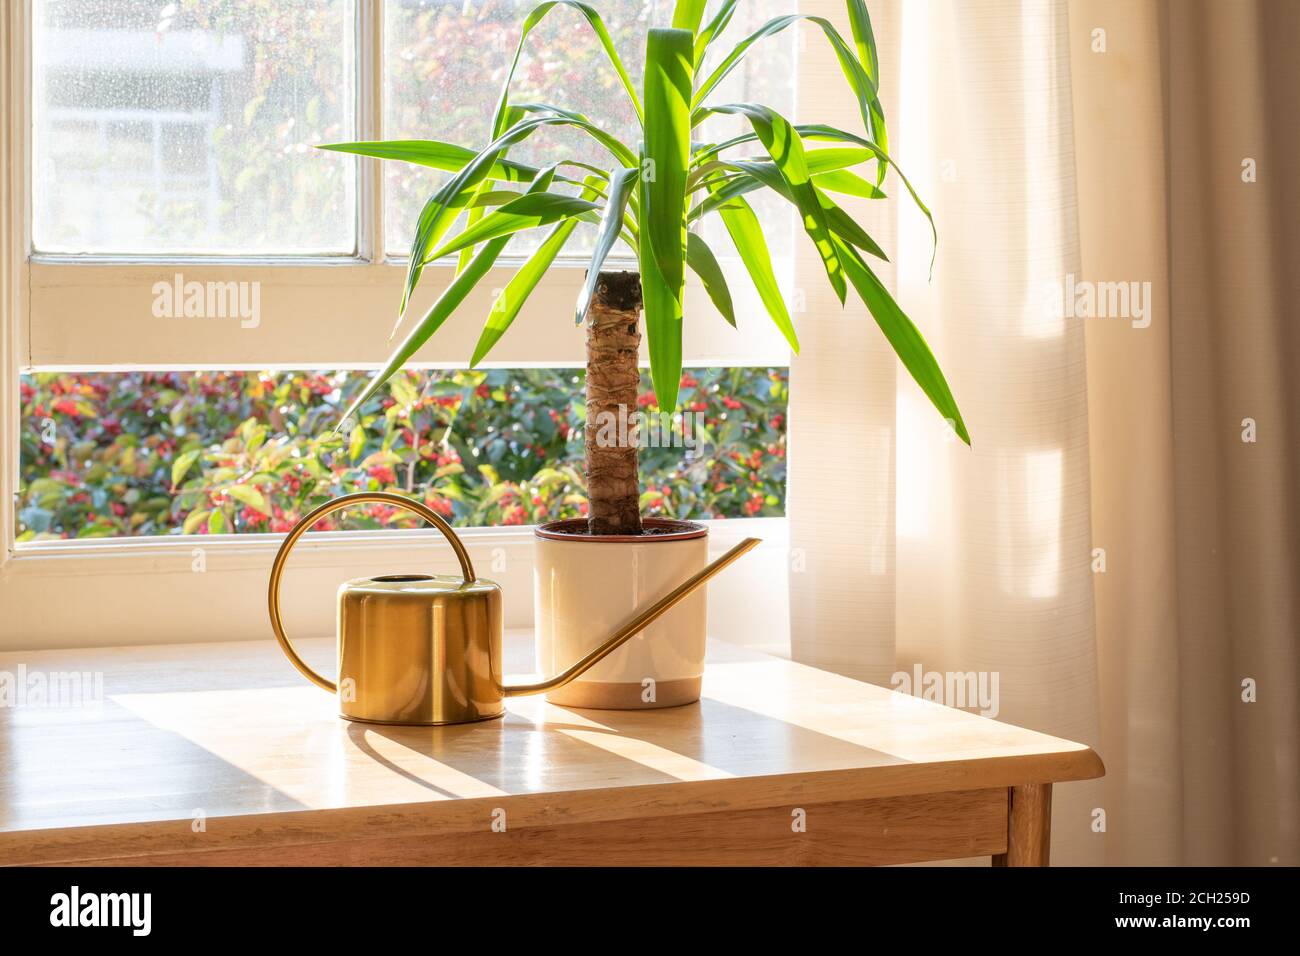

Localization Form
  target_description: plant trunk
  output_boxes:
[584,270,643,535]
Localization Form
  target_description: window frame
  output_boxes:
[0,0,793,650]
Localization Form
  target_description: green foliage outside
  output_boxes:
[18,367,787,540]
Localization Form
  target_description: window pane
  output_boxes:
[17,368,787,540]
[32,0,357,255]
[383,0,795,262]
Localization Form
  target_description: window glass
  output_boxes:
[31,0,357,255]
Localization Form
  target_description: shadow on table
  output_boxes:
[346,695,908,796]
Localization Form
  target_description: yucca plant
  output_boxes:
[323,0,967,536]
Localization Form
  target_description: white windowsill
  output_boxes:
[0,517,790,653]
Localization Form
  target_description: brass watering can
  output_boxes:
[267,492,759,725]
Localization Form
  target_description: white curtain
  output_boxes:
[788,0,1298,866]
[790,0,1102,864]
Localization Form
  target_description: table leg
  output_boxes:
[992,783,1052,867]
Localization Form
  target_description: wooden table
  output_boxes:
[0,633,1102,866]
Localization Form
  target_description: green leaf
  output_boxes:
[397,116,616,324]
[845,0,880,83]
[170,449,201,487]
[640,232,683,413]
[709,188,798,353]
[818,190,889,262]
[494,2,643,130]
[803,122,937,274]
[343,168,565,425]
[397,116,549,319]
[642,28,694,299]
[671,0,708,34]
[704,103,846,303]
[456,186,491,276]
[207,510,228,535]
[805,147,876,173]
[690,146,872,192]
[640,27,695,413]
[815,167,885,198]
[844,0,888,178]
[347,241,508,428]
[693,15,799,109]
[686,232,735,327]
[472,175,605,365]
[835,237,968,444]
[511,108,639,169]
[690,8,888,181]
[390,375,418,407]
[428,193,600,261]
[688,149,880,219]
[469,189,530,208]
[703,122,936,273]
[316,140,536,181]
[696,158,887,262]
[472,223,579,366]
[401,187,479,320]
[390,111,636,331]
[227,484,270,516]
[694,0,738,68]
[575,166,638,324]
[182,509,210,535]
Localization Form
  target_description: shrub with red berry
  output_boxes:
[17,366,787,540]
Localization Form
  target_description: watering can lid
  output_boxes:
[341,573,499,596]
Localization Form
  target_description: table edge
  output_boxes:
[1,748,1103,866]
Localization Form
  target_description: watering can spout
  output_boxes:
[267,491,759,725]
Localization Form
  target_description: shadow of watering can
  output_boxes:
[267,492,760,725]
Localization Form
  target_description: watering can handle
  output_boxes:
[266,491,477,693]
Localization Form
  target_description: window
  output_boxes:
[32,0,357,255]
[2,0,798,646]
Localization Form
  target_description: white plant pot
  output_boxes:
[533,518,708,709]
